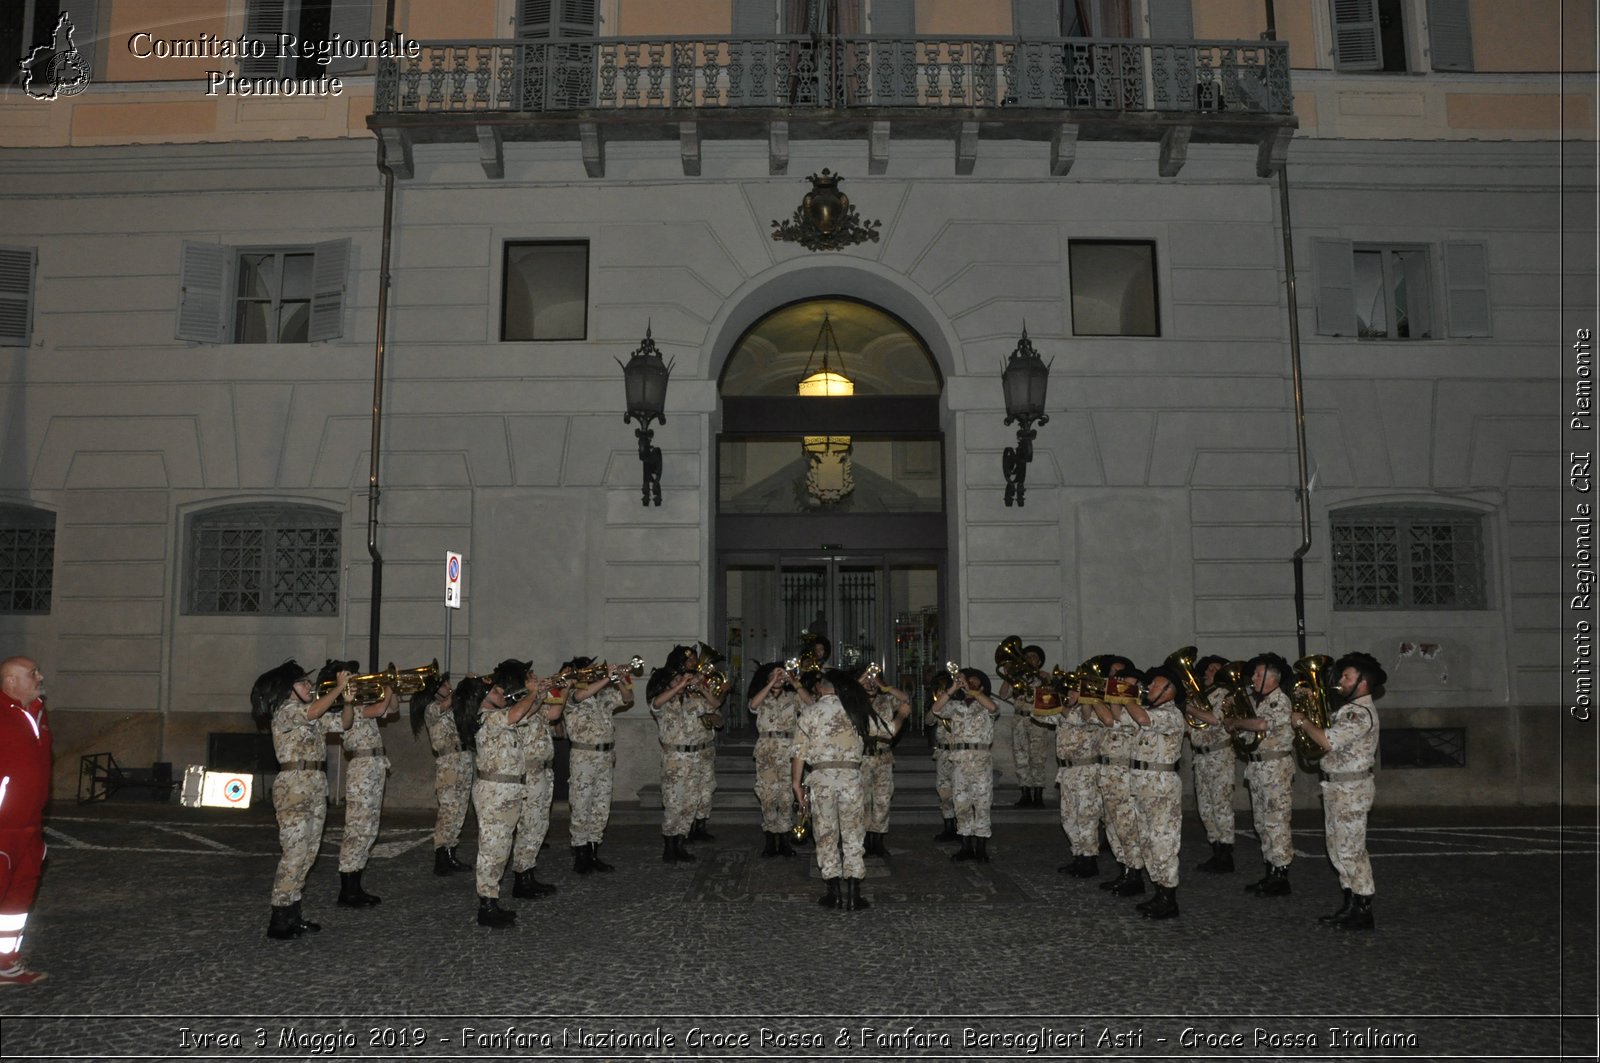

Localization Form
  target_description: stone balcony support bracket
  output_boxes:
[580,121,605,178]
[476,124,504,179]
[769,120,789,175]
[1257,124,1294,178]
[868,120,890,175]
[1049,123,1079,176]
[679,121,701,176]
[1159,123,1192,178]
[379,127,414,179]
[955,120,979,175]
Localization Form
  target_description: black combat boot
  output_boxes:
[434,846,457,876]
[877,833,890,856]
[589,842,614,872]
[951,835,976,862]
[267,905,301,940]
[691,818,716,841]
[1336,894,1375,931]
[290,901,321,934]
[1073,854,1100,878]
[1113,867,1146,897]
[663,835,677,863]
[1099,863,1128,891]
[933,817,958,841]
[1256,865,1291,896]
[445,846,471,871]
[1013,788,1033,808]
[476,896,515,928]
[338,871,380,908]
[573,844,594,874]
[1200,843,1234,873]
[1319,888,1354,924]
[777,832,795,857]
[974,836,990,863]
[673,834,696,862]
[819,878,841,908]
[512,868,557,898]
[762,831,779,857]
[846,878,871,910]
[1143,885,1180,920]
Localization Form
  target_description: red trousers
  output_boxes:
[0,827,45,964]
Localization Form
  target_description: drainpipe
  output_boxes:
[1279,164,1311,659]
[366,0,399,671]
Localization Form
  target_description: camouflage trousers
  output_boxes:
[860,752,894,833]
[1244,755,1296,869]
[693,747,716,821]
[1322,777,1375,895]
[472,778,523,898]
[806,767,866,880]
[512,760,554,871]
[752,736,795,833]
[948,749,993,838]
[1012,717,1055,787]
[338,752,388,873]
[1098,762,1142,870]
[270,770,328,906]
[660,750,699,837]
[431,750,474,849]
[1056,763,1103,857]
[933,747,955,818]
[1132,769,1182,888]
[1191,745,1237,844]
[567,748,615,846]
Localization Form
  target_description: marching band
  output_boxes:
[250,636,1385,935]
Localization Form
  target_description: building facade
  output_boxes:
[1,0,1593,808]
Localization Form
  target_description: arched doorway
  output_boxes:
[715,297,946,731]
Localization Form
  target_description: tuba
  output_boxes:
[1291,654,1336,772]
[1164,646,1209,730]
[1218,660,1262,756]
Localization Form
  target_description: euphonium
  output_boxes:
[1291,654,1336,771]
[691,642,729,699]
[1218,660,1262,756]
[1164,646,1209,730]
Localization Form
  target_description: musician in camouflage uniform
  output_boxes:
[1090,657,1145,897]
[251,660,351,940]
[1183,655,1237,873]
[1002,645,1053,808]
[1055,686,1102,877]
[1293,651,1384,931]
[411,676,472,875]
[790,669,871,909]
[929,668,1000,862]
[509,659,567,899]
[925,671,958,841]
[336,680,396,908]
[649,646,723,863]
[748,661,808,857]
[1225,653,1296,896]
[1127,666,1186,919]
[565,658,632,873]
[859,666,912,855]
[462,666,543,928]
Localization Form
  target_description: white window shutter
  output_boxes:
[1146,0,1192,40]
[242,0,292,76]
[0,247,37,348]
[871,0,914,33]
[177,242,228,343]
[1314,239,1357,336]
[1330,0,1381,71]
[1012,0,1058,36]
[558,0,598,37]
[308,239,350,343]
[1443,240,1491,337]
[325,0,374,74]
[1427,0,1473,71]
[732,0,777,33]
[518,0,554,38]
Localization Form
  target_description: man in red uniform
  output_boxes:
[0,656,51,986]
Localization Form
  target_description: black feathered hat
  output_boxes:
[747,660,784,700]
[1247,652,1292,686]
[409,671,451,737]
[250,659,310,728]
[959,667,992,697]
[1022,644,1046,668]
[1335,651,1387,697]
[1144,664,1188,708]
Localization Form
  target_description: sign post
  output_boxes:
[444,551,462,676]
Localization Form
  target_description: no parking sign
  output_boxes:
[445,551,462,609]
[180,766,254,809]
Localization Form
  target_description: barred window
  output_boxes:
[187,504,341,616]
[0,506,55,614]
[1331,506,1486,610]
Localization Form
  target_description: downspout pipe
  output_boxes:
[366,0,400,671]
[1280,164,1312,660]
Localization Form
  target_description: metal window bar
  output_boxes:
[0,524,54,614]
[190,508,340,616]
[1332,508,1484,610]
[1379,727,1466,769]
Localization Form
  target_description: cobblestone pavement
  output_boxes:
[0,801,1594,1062]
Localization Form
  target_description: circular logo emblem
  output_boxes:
[222,777,248,804]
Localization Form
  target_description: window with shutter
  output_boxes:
[1330,0,1381,70]
[1145,0,1192,40]
[176,241,348,344]
[1315,240,1446,341]
[242,0,373,76]
[1426,0,1473,71]
[0,247,36,348]
[1443,241,1491,337]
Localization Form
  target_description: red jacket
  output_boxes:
[0,691,51,830]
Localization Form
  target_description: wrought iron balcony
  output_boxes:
[368,35,1295,180]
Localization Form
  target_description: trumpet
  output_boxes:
[321,660,440,704]
[860,661,883,687]
[790,803,810,844]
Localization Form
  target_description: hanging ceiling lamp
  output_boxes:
[797,311,854,504]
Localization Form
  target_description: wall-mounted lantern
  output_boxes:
[617,324,673,506]
[1001,325,1051,507]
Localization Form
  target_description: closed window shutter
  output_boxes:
[242,0,292,76]
[177,242,228,343]
[58,0,99,82]
[1146,0,1192,39]
[1427,0,1473,71]
[1330,0,1381,71]
[871,0,914,34]
[1443,240,1491,337]
[558,0,598,37]
[1012,0,1058,36]
[733,0,777,33]
[0,247,36,348]
[325,0,374,74]
[1313,239,1357,336]
[518,0,554,38]
[308,239,350,343]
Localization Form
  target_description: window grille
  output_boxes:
[1331,506,1486,610]
[0,506,55,614]
[1380,727,1466,768]
[188,504,341,615]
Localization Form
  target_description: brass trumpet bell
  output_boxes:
[790,805,810,844]
[1164,646,1209,729]
[1219,660,1262,755]
[329,659,440,703]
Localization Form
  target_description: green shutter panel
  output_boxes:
[558,0,598,37]
[0,247,36,348]
[177,242,229,343]
[1146,0,1192,39]
[308,239,350,343]
[1443,241,1491,337]
[1330,0,1381,71]
[519,0,554,39]
[1313,239,1357,336]
[326,0,374,74]
[1427,0,1473,71]
[242,0,291,76]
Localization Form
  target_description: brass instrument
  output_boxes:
[1218,660,1262,756]
[1291,654,1336,772]
[1068,657,1107,704]
[689,642,729,699]
[995,635,1040,702]
[323,660,441,704]
[1164,646,1209,730]
[860,661,883,687]
[790,802,810,844]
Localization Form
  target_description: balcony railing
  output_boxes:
[374,35,1292,117]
